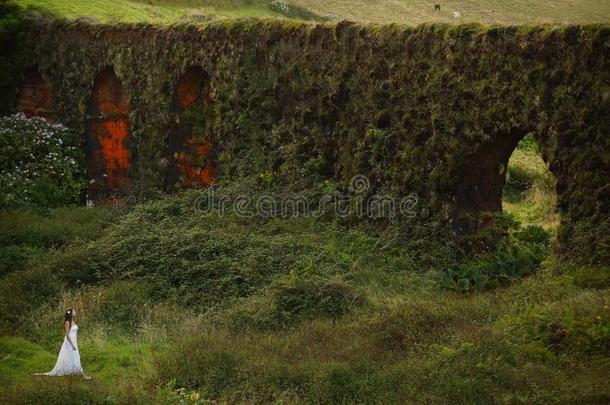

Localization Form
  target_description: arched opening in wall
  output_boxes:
[166,66,215,190]
[454,129,559,255]
[451,132,560,290]
[502,134,559,233]
[85,67,131,202]
[17,69,55,121]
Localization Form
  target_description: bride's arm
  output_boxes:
[64,321,77,350]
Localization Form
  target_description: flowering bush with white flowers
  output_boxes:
[270,0,289,14]
[0,113,85,208]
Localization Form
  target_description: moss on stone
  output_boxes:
[2,17,609,262]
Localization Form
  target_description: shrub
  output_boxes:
[0,266,62,335]
[307,363,379,404]
[565,265,610,290]
[155,380,208,405]
[270,0,289,14]
[223,274,364,331]
[0,114,84,209]
[515,133,540,153]
[95,281,153,331]
[0,207,113,281]
[442,225,551,292]
[0,207,112,248]
[366,297,468,352]
[154,337,242,397]
[270,273,363,327]
[0,244,43,277]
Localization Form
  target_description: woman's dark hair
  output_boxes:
[64,308,74,327]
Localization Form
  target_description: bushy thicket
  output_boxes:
[0,187,607,403]
[0,114,84,209]
[441,225,551,291]
[0,207,112,335]
[0,183,551,340]
[18,186,548,305]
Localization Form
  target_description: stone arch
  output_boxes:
[85,67,131,201]
[456,129,525,213]
[166,66,215,190]
[451,126,560,241]
[17,69,55,121]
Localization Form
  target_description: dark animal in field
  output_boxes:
[434,4,441,12]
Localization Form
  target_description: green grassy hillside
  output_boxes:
[15,0,610,24]
[14,0,321,23]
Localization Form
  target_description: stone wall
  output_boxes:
[6,21,610,262]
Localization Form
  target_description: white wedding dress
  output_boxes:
[35,322,85,376]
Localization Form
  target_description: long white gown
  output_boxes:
[35,322,85,376]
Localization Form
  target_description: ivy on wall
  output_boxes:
[3,17,609,262]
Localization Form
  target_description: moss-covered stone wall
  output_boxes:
[5,20,610,263]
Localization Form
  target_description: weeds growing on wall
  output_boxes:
[0,1,32,115]
[2,17,606,261]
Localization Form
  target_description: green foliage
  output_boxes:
[0,244,43,277]
[0,206,114,336]
[499,292,610,356]
[94,281,153,331]
[515,133,539,153]
[442,225,551,291]
[0,207,112,278]
[0,1,30,115]
[65,193,367,308]
[0,207,112,248]
[269,273,363,326]
[155,341,241,396]
[0,266,62,335]
[0,114,85,209]
[566,265,610,290]
[1,377,113,404]
[3,20,605,261]
[0,198,609,403]
[156,380,207,405]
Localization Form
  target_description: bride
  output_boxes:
[34,308,91,379]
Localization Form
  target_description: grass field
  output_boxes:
[15,0,610,24]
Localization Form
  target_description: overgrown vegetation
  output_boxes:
[1,149,608,402]
[0,1,33,115]
[0,114,85,209]
[1,2,609,403]
[2,16,606,261]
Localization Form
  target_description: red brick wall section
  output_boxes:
[85,67,130,201]
[167,67,215,189]
[17,70,55,122]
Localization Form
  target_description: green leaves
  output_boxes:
[0,114,85,209]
